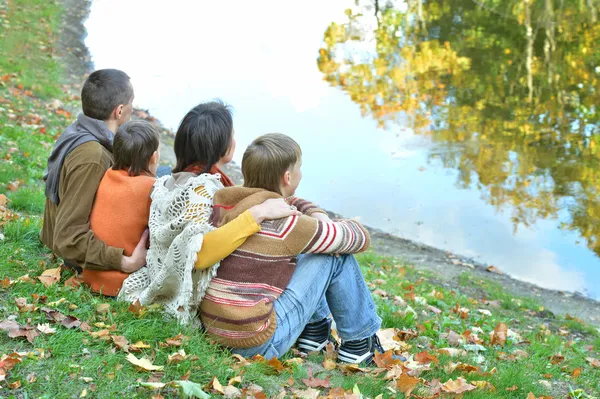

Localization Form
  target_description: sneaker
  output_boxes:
[337,334,385,365]
[296,318,333,354]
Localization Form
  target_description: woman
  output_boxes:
[119,101,300,323]
[121,101,383,364]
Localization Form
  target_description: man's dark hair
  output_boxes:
[173,100,234,173]
[81,69,134,120]
[112,120,160,176]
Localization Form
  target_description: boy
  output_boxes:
[84,120,160,296]
[201,133,383,364]
[41,69,147,274]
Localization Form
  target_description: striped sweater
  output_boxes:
[200,187,370,348]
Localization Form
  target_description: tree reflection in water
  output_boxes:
[318,0,600,256]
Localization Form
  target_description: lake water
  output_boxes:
[84,0,600,298]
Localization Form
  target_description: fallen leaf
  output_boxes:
[165,333,187,347]
[111,335,130,352]
[505,385,518,391]
[210,376,225,394]
[471,380,495,391]
[302,368,331,388]
[61,315,81,329]
[490,323,508,346]
[438,348,467,357]
[290,387,321,399]
[8,380,21,389]
[36,323,57,334]
[126,353,164,371]
[374,350,403,369]
[441,377,476,394]
[415,351,439,365]
[96,303,111,314]
[265,356,285,373]
[7,180,21,192]
[550,353,565,365]
[322,342,337,370]
[90,329,111,339]
[586,357,600,368]
[64,275,83,288]
[130,341,151,351]
[572,368,582,378]
[168,349,188,364]
[128,299,147,316]
[38,267,61,287]
[396,373,419,396]
[173,380,210,398]
[223,385,242,398]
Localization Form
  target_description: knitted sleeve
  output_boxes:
[286,197,327,216]
[283,215,370,255]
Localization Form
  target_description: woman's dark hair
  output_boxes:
[81,69,134,120]
[173,100,234,173]
[112,120,160,176]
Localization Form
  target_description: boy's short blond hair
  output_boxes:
[242,133,302,194]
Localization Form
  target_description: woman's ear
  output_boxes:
[149,150,159,166]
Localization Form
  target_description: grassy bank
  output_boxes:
[1,0,600,398]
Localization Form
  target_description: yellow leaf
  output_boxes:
[125,353,164,371]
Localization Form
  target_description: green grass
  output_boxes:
[1,0,600,398]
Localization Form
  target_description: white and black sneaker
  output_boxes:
[296,318,333,354]
[337,334,385,365]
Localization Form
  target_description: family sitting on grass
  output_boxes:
[41,68,384,365]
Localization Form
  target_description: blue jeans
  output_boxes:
[233,254,381,359]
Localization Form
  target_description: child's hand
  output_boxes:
[249,198,302,223]
[121,229,149,273]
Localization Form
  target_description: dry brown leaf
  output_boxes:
[438,348,467,357]
[586,357,600,368]
[374,350,403,369]
[61,315,81,329]
[550,353,565,365]
[415,351,439,365]
[572,368,582,378]
[125,353,164,371]
[441,377,476,394]
[96,303,111,314]
[64,275,83,288]
[7,180,22,192]
[290,387,321,399]
[396,373,419,396]
[111,335,130,352]
[164,333,187,347]
[128,299,147,316]
[8,380,21,389]
[130,341,151,351]
[322,342,337,370]
[302,368,330,388]
[89,329,111,340]
[471,380,496,391]
[505,385,518,391]
[38,267,61,287]
[265,356,285,373]
[490,323,508,346]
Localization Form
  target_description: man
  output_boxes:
[42,69,147,274]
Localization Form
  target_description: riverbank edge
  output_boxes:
[60,0,600,327]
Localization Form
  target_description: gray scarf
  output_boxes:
[44,113,115,204]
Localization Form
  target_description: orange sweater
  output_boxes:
[85,169,155,295]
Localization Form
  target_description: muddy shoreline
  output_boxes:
[58,0,600,327]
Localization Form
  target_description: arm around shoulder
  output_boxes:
[53,162,124,270]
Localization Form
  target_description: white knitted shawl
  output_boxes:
[118,172,223,324]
